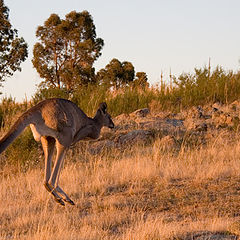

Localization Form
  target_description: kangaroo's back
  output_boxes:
[38,98,90,131]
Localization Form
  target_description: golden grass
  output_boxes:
[1,134,240,239]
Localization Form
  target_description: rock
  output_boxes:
[88,140,115,155]
[140,118,184,137]
[185,106,204,119]
[211,110,239,129]
[195,122,208,131]
[113,113,137,130]
[88,130,155,154]
[83,101,240,155]
[114,113,130,123]
[212,102,223,110]
[184,118,207,131]
[129,108,150,118]
[116,130,154,146]
[230,100,240,112]
[113,113,130,127]
[183,231,237,240]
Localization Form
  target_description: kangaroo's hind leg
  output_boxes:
[41,136,55,183]
[48,140,74,205]
[41,136,65,206]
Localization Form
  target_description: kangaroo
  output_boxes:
[0,98,114,206]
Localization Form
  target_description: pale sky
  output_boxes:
[2,0,240,101]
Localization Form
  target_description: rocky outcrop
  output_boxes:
[85,101,240,154]
[183,231,237,240]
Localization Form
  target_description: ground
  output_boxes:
[1,102,240,239]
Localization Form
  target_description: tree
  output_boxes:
[131,72,149,89]
[32,11,104,91]
[96,58,135,89]
[0,0,28,86]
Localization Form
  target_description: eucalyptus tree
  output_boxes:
[97,58,135,89]
[132,72,149,89]
[32,10,104,91]
[0,0,28,86]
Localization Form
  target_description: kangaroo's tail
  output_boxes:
[0,111,34,154]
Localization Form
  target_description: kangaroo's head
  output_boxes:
[98,102,115,129]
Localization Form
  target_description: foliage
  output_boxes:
[107,87,155,116]
[31,84,154,117]
[0,97,36,170]
[0,0,28,86]
[96,58,135,89]
[0,97,28,128]
[32,86,70,104]
[96,58,150,91]
[32,10,104,91]
[172,66,240,108]
[5,127,39,171]
[70,84,109,116]
[131,72,149,89]
[30,65,240,116]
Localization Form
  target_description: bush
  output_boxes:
[4,127,39,171]
[31,66,240,115]
[2,65,240,172]
[0,97,29,128]
[32,84,156,117]
[32,87,70,104]
[172,66,240,108]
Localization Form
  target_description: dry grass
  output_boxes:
[1,134,240,239]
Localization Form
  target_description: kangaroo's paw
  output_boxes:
[55,186,75,205]
[53,196,65,206]
[64,198,75,205]
[44,182,65,206]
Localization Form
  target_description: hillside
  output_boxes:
[1,101,240,239]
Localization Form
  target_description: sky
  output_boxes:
[2,0,240,102]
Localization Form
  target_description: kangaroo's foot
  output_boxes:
[44,182,65,206]
[55,185,75,205]
[44,182,75,206]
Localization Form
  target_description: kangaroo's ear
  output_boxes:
[99,102,107,114]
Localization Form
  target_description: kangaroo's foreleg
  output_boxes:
[71,125,97,145]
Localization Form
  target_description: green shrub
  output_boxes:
[5,127,39,171]
[172,66,240,108]
[107,87,156,116]
[32,87,70,104]
[31,66,240,115]
[71,84,109,116]
[0,97,29,128]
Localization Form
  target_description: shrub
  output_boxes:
[4,127,39,171]
[1,64,240,172]
[32,87,70,104]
